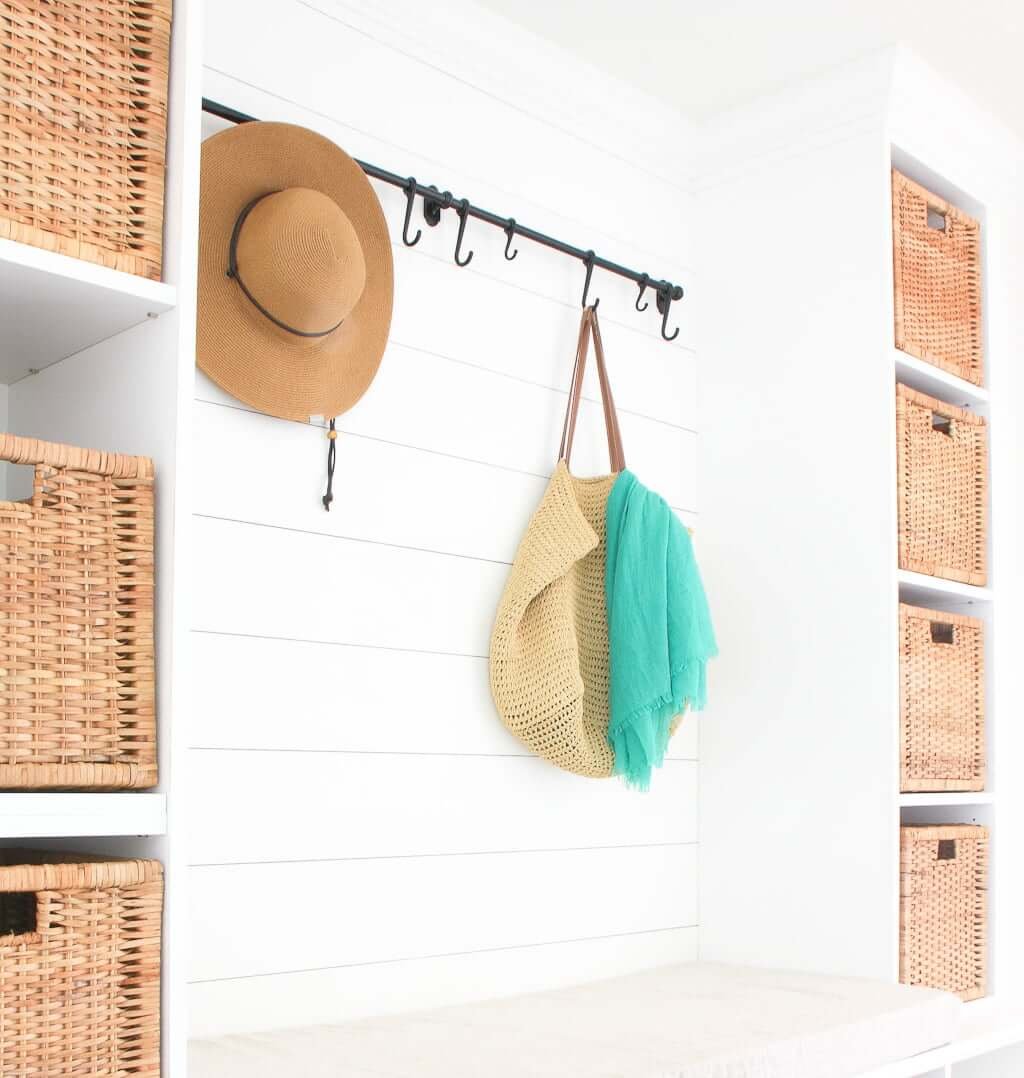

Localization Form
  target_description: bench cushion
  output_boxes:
[189,961,958,1077]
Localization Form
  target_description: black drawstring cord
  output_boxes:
[322,419,337,511]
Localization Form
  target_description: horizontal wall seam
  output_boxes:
[190,840,698,869]
[188,746,698,762]
[191,627,489,660]
[193,512,512,566]
[187,923,697,984]
[191,400,700,516]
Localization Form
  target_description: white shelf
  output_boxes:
[0,793,166,838]
[900,791,995,807]
[864,998,1024,1075]
[893,347,989,408]
[0,238,176,384]
[897,569,993,606]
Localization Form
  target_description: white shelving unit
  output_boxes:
[893,349,990,409]
[900,793,997,808]
[0,239,177,383]
[0,794,167,838]
[699,48,1024,1075]
[0,1,201,1074]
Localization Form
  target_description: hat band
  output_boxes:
[226,192,345,339]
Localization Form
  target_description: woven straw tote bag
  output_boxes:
[490,306,625,777]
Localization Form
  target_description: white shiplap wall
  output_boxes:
[191,0,699,1037]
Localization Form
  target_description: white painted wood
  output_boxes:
[0,794,166,838]
[192,514,505,656]
[189,630,700,760]
[188,752,697,864]
[194,0,701,1041]
[190,843,698,981]
[897,571,994,606]
[195,336,698,510]
[698,111,900,980]
[0,238,175,383]
[899,793,996,808]
[700,49,1024,1028]
[192,401,697,563]
[188,925,699,1037]
[202,0,695,276]
[893,350,990,408]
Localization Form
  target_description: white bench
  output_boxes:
[189,962,958,1077]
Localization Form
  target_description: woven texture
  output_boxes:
[896,384,987,586]
[0,851,161,1075]
[900,824,987,1001]
[0,434,155,789]
[892,170,983,385]
[490,462,616,777]
[900,604,984,792]
[0,0,172,280]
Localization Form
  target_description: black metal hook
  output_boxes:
[656,284,683,342]
[503,218,519,261]
[580,251,599,309]
[401,178,422,247]
[453,199,474,267]
[635,273,650,312]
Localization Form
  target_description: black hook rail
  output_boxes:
[202,97,684,340]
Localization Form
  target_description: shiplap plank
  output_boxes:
[190,844,698,981]
[189,630,701,760]
[188,925,698,1037]
[200,7,695,272]
[195,341,698,511]
[193,402,698,562]
[387,254,697,432]
[188,752,697,864]
[192,515,504,655]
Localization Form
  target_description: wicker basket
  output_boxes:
[896,384,987,586]
[900,824,987,1001]
[899,604,984,792]
[0,851,161,1075]
[0,0,172,280]
[892,170,983,386]
[0,434,155,789]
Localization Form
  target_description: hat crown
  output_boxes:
[234,187,367,336]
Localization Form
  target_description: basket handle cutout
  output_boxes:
[0,892,38,939]
[931,413,953,437]
[930,621,955,645]
[937,839,957,861]
[927,206,948,232]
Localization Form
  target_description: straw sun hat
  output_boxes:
[197,121,394,423]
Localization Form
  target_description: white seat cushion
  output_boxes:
[189,961,958,1078]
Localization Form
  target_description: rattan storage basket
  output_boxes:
[0,0,172,280]
[896,384,987,586]
[900,604,985,793]
[892,169,983,386]
[0,851,161,1075]
[0,434,155,789]
[900,824,987,1001]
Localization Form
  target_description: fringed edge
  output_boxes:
[609,655,712,790]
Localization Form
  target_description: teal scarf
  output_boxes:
[605,470,717,789]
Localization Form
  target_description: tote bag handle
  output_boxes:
[558,305,626,472]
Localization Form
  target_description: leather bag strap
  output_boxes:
[558,305,626,472]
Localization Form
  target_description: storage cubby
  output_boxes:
[700,49,1024,1070]
[0,0,201,1071]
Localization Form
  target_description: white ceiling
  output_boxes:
[476,0,1024,136]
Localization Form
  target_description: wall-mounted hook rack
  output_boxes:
[202,98,685,342]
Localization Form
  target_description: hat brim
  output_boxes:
[197,122,394,421]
